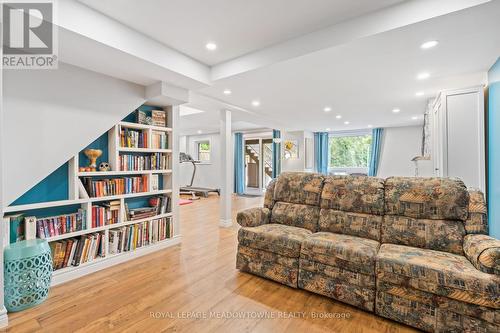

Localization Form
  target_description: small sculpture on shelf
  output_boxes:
[84,149,102,171]
[99,162,111,172]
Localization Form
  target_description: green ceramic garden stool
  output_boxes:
[4,239,52,312]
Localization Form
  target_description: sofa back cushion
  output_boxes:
[381,215,466,254]
[382,177,469,254]
[318,209,382,241]
[271,202,320,232]
[273,172,324,206]
[320,176,385,214]
[318,176,385,241]
[384,177,469,220]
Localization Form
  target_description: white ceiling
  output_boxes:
[79,0,406,65]
[197,1,500,131]
[73,0,499,134]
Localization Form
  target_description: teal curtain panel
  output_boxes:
[272,129,282,178]
[233,133,245,194]
[368,128,384,177]
[314,132,329,174]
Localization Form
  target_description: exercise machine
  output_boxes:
[180,152,220,198]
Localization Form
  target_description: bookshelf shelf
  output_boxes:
[88,189,172,203]
[119,121,172,132]
[4,106,180,287]
[78,169,172,177]
[4,199,88,213]
[118,147,172,153]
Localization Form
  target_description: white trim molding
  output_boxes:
[0,307,8,328]
[219,219,233,228]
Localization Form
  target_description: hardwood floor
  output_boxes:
[5,196,418,333]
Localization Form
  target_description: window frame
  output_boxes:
[328,129,372,175]
[193,139,211,164]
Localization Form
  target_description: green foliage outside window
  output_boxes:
[329,135,372,168]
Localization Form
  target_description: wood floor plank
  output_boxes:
[5,195,418,333]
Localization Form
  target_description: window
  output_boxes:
[328,131,372,173]
[196,140,211,163]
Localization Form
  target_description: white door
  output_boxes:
[444,88,485,191]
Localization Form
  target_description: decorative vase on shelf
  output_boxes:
[84,149,102,168]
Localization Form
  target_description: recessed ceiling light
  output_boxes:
[251,100,260,107]
[205,42,217,51]
[367,124,373,128]
[197,130,203,134]
[326,128,331,131]
[415,91,425,97]
[417,72,430,80]
[223,89,232,95]
[344,121,350,125]
[335,115,342,119]
[392,108,401,113]
[324,106,332,112]
[411,116,419,120]
[421,40,439,49]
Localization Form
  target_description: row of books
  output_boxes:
[50,232,105,270]
[120,128,148,148]
[108,217,172,254]
[118,153,170,171]
[151,131,168,149]
[91,201,120,227]
[37,209,86,239]
[124,195,171,221]
[82,176,148,197]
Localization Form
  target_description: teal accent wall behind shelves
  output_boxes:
[488,57,500,238]
[11,163,69,205]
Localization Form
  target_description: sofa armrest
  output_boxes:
[463,234,500,275]
[236,207,271,227]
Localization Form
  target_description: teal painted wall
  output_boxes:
[488,57,500,238]
[11,163,69,205]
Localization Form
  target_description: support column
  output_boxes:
[220,109,232,227]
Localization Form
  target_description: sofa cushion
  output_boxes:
[377,244,500,308]
[465,190,489,234]
[319,209,382,241]
[320,176,385,215]
[381,215,465,255]
[238,224,312,258]
[301,232,380,275]
[384,177,469,220]
[271,202,320,232]
[273,172,324,206]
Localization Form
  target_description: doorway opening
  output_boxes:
[244,138,273,194]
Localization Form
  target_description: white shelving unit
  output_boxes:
[3,107,180,286]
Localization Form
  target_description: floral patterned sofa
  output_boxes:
[236,172,500,332]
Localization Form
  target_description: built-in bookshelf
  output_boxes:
[2,107,180,286]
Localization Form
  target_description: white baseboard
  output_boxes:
[51,235,182,286]
[0,306,8,328]
[219,219,233,228]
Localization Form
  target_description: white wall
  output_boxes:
[3,63,145,205]
[377,126,423,178]
[282,130,314,172]
[179,133,221,190]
